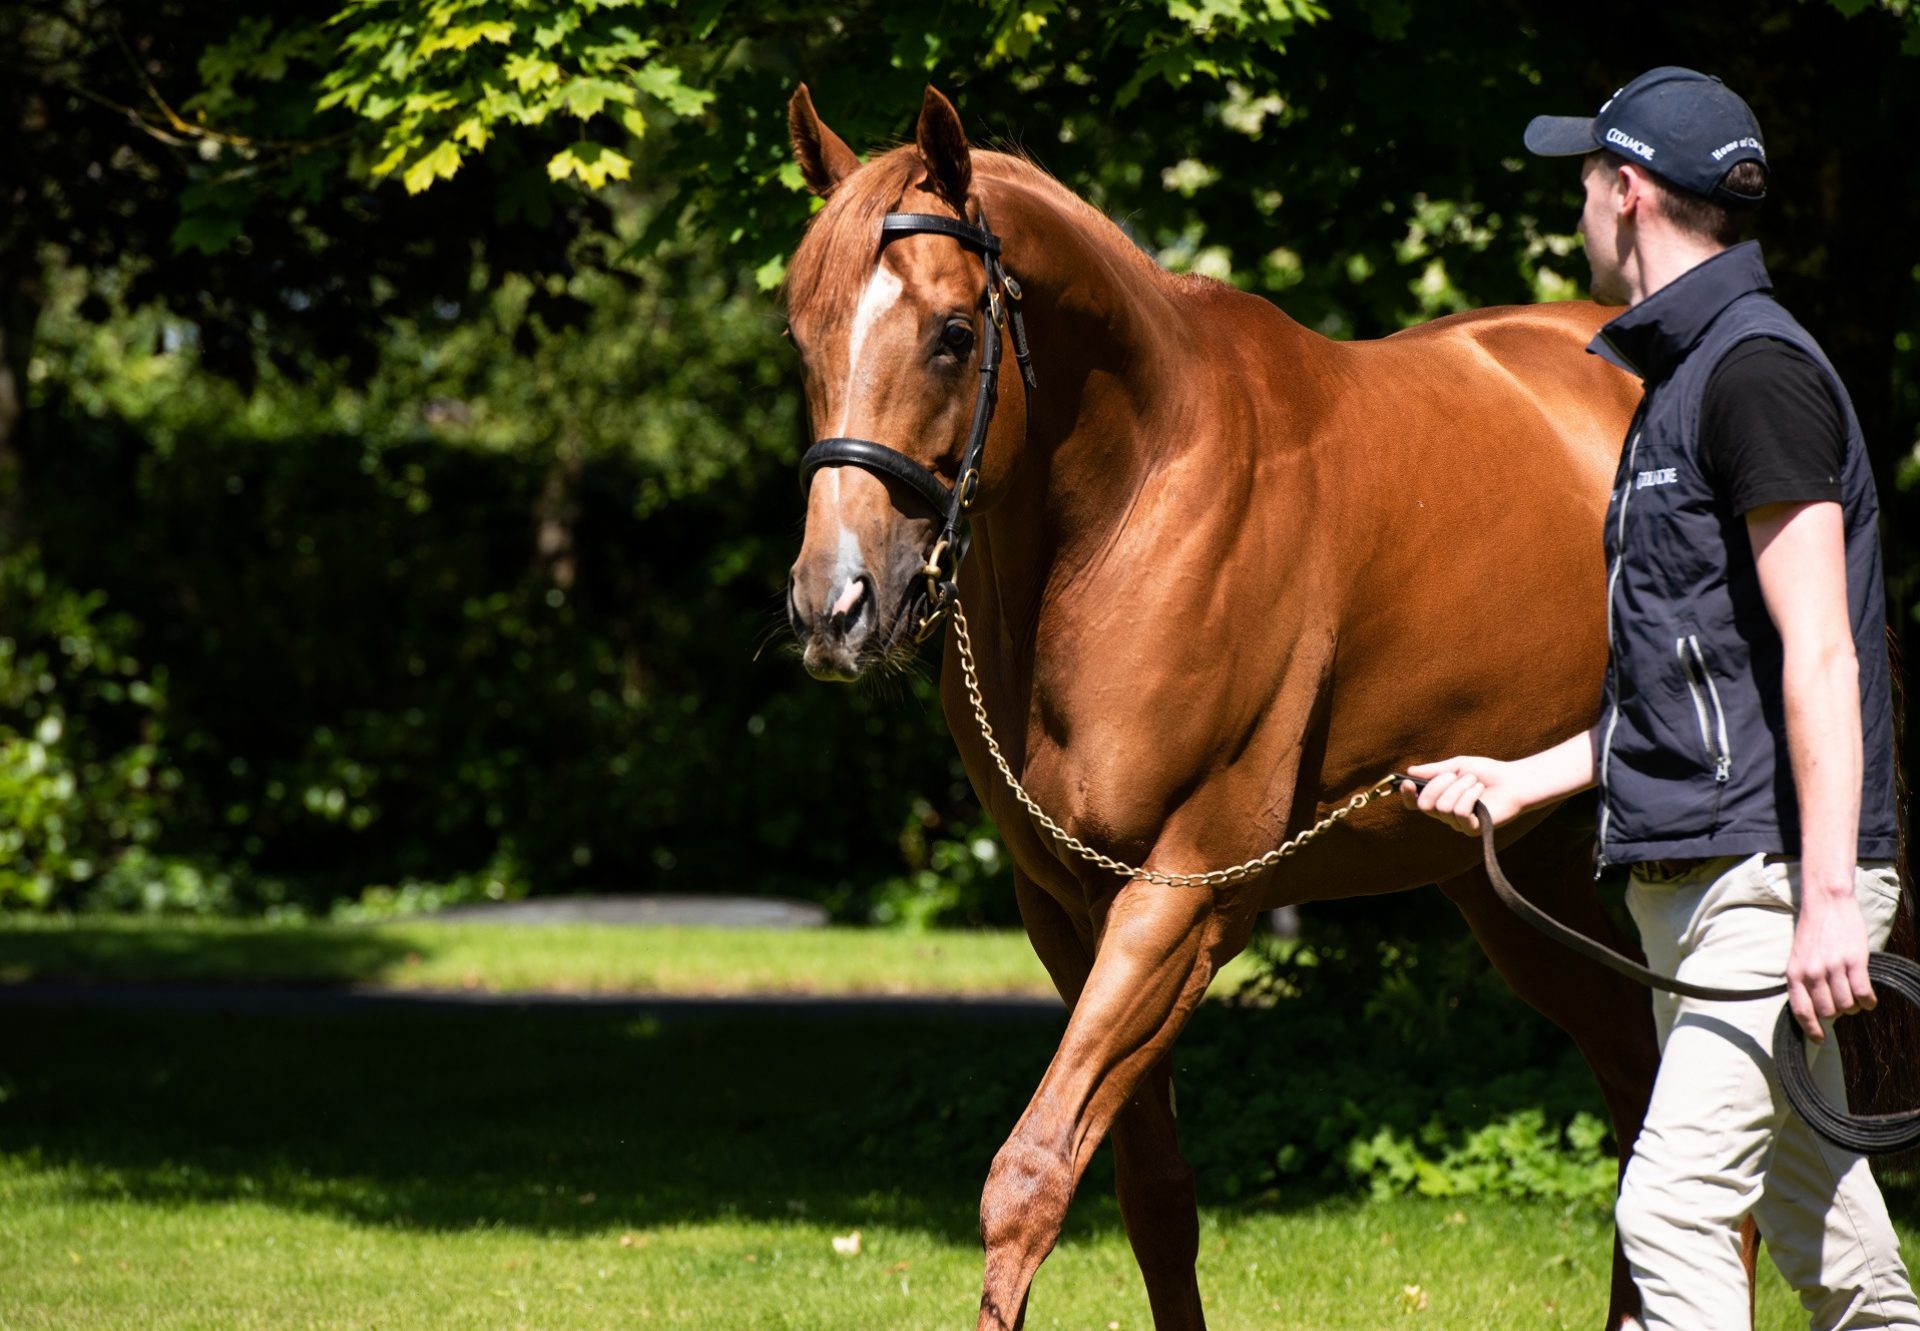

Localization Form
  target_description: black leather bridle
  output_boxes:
[797,209,1036,642]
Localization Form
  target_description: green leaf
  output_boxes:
[619,106,648,139]
[546,142,632,189]
[370,141,410,176]
[402,139,464,193]
[631,63,714,117]
[561,77,635,119]
[419,20,515,56]
[401,89,459,115]
[504,53,563,92]
[532,11,581,47]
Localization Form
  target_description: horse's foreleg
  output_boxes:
[976,876,1232,1331]
[1006,872,1207,1331]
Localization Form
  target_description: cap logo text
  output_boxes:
[1605,127,1656,161]
[1711,136,1764,162]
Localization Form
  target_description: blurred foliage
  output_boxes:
[861,891,1620,1205]
[14,232,992,917]
[319,0,716,195]
[1184,905,1618,1205]
[1,0,1916,923]
[0,548,173,907]
[871,802,1010,930]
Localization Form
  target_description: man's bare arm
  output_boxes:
[1748,498,1872,1041]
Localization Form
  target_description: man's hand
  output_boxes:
[1400,757,1528,835]
[1786,882,1876,1043]
[1400,729,1601,837]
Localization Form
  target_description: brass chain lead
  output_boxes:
[949,597,1400,888]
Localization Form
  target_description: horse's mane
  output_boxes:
[782,144,1208,321]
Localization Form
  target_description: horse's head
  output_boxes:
[781,84,1022,682]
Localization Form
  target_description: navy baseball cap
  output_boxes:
[1524,66,1768,205]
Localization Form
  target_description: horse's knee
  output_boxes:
[980,1136,1073,1253]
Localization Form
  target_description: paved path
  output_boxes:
[426,894,832,929]
[0,980,1065,1021]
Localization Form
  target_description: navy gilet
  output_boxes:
[1587,241,1896,867]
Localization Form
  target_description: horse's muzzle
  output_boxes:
[791,571,875,682]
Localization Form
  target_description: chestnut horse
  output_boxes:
[783,84,1662,1329]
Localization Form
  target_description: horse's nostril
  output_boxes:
[828,574,872,634]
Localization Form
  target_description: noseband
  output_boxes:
[797,210,1036,642]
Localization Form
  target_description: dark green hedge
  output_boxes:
[4,388,1002,920]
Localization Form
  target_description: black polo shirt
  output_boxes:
[1699,338,1845,515]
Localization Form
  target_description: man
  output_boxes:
[1403,67,1918,1329]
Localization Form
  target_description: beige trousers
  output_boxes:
[1618,853,1918,1330]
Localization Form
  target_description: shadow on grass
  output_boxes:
[0,919,417,987]
[0,1004,1144,1244]
[0,917,1647,1250]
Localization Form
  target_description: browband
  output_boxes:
[879,213,1001,255]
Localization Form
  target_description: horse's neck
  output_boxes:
[970,170,1322,637]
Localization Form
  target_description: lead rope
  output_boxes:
[952,599,1920,1151]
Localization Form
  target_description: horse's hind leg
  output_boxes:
[977,869,1239,1331]
[1434,807,1661,1330]
[1009,874,1207,1331]
[1112,1056,1205,1330]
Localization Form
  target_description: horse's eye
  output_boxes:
[941,319,975,357]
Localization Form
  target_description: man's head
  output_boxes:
[1526,67,1768,304]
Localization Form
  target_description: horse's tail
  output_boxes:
[1839,624,1920,1163]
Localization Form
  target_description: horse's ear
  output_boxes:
[914,85,972,209]
[788,84,860,197]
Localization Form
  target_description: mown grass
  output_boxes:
[1,1003,1913,1329]
[0,914,1051,996]
[0,913,1267,999]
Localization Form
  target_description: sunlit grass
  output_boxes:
[1,1003,1911,1329]
[0,914,1268,999]
[2,1163,1643,1331]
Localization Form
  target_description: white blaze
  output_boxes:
[833,261,904,437]
[817,259,905,604]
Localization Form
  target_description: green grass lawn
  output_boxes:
[0,914,1266,999]
[1,1002,1914,1329]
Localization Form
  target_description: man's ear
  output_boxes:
[788,84,861,197]
[914,85,972,209]
[1616,161,1651,222]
